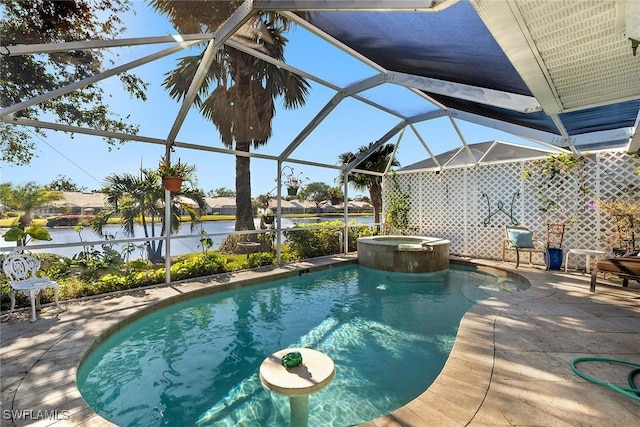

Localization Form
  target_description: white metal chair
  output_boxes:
[2,251,63,322]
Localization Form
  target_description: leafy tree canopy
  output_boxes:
[338,143,399,229]
[46,174,88,192]
[153,0,310,232]
[1,0,148,166]
[208,187,236,197]
[299,182,331,212]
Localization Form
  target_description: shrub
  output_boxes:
[247,251,276,268]
[219,233,274,254]
[46,215,95,227]
[170,253,226,279]
[284,220,372,259]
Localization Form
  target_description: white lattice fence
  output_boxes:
[384,151,640,268]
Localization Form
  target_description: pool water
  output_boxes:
[77,264,528,426]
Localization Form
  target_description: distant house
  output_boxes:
[35,192,107,217]
[266,199,305,215]
[347,201,373,212]
[204,197,237,215]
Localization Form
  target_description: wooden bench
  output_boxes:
[2,251,63,322]
[502,225,545,268]
[590,256,640,292]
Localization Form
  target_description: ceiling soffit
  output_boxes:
[472,0,640,113]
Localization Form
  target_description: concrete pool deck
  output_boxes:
[1,256,639,426]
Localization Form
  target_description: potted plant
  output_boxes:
[260,208,275,225]
[158,156,195,192]
[597,198,640,256]
[328,186,344,206]
[521,153,588,270]
[282,166,307,196]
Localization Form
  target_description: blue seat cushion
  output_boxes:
[507,229,535,249]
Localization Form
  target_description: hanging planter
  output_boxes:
[158,156,195,192]
[262,214,275,225]
[282,166,307,197]
[162,176,183,192]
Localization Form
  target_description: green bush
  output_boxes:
[284,220,372,259]
[0,248,305,312]
[247,251,276,268]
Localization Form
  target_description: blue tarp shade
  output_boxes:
[560,100,640,135]
[300,1,639,152]
[426,93,640,148]
[300,1,531,96]
[427,93,558,133]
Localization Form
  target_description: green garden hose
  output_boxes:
[570,356,640,401]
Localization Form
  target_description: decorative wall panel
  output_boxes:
[383,152,640,269]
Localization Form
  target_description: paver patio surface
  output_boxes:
[1,257,639,426]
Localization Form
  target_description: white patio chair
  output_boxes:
[2,251,63,322]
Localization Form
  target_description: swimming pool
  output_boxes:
[77,264,528,426]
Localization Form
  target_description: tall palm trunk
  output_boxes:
[235,140,254,231]
[16,210,32,247]
[370,182,383,233]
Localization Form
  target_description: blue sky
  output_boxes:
[1,1,541,197]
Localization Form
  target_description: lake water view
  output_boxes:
[0,216,374,259]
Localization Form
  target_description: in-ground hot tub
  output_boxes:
[357,235,450,273]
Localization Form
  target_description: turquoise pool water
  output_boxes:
[77,264,528,426]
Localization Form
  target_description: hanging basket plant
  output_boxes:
[282,166,307,197]
[162,176,183,192]
[328,186,344,206]
[263,214,275,224]
[157,156,195,192]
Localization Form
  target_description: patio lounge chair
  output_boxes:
[589,255,640,292]
[502,225,545,268]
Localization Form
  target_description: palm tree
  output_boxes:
[0,182,63,246]
[151,0,310,232]
[92,168,206,262]
[338,143,400,231]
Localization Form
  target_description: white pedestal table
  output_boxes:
[259,348,335,427]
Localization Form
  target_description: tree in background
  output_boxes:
[0,0,147,166]
[337,143,399,230]
[207,187,236,198]
[46,175,88,192]
[0,182,63,246]
[299,182,331,214]
[92,167,206,262]
[153,0,310,232]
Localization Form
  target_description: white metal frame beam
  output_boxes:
[345,120,407,172]
[279,74,389,160]
[470,0,563,115]
[447,109,571,153]
[4,117,345,171]
[388,71,541,113]
[164,0,256,150]
[410,124,443,170]
[3,34,212,57]
[225,38,402,118]
[0,41,201,118]
[629,111,640,153]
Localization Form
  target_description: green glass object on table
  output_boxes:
[281,351,303,368]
